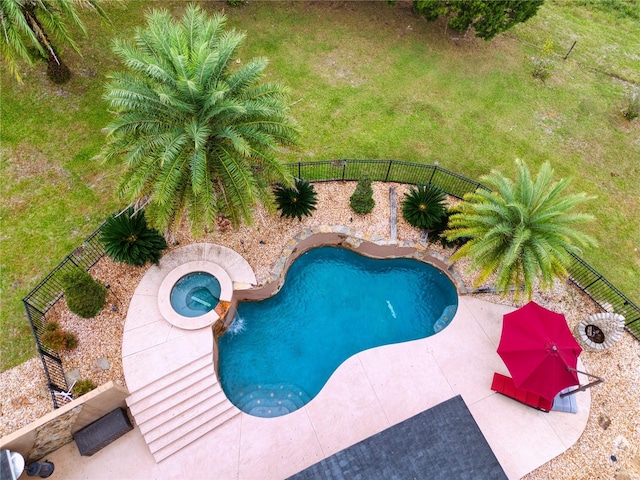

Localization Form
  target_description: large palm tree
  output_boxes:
[446,159,596,299]
[0,0,107,82]
[102,5,300,235]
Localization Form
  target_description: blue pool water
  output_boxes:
[218,246,458,418]
[170,272,221,317]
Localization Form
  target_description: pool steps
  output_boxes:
[140,389,228,441]
[126,353,240,463]
[126,355,210,404]
[234,383,311,418]
[134,376,221,428]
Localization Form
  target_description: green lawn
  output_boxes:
[1,0,638,371]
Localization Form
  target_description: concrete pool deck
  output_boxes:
[42,290,590,480]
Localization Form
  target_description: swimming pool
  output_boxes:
[218,246,458,418]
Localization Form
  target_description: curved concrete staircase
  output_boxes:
[126,353,240,463]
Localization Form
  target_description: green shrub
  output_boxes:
[41,321,78,352]
[350,177,375,214]
[401,184,447,230]
[64,331,78,349]
[100,207,167,266]
[622,88,640,121]
[61,268,107,318]
[531,39,555,82]
[72,379,96,397]
[274,178,318,221]
[427,208,470,249]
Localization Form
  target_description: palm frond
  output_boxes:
[215,144,258,224]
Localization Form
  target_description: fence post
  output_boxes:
[564,40,577,60]
[428,165,437,184]
[584,274,603,290]
[385,160,393,182]
[342,160,346,181]
[297,162,301,179]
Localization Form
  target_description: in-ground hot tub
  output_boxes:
[170,272,221,317]
[158,261,233,330]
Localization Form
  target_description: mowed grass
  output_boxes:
[1,1,638,370]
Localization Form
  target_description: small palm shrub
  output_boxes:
[274,178,318,220]
[401,184,447,231]
[424,208,468,249]
[72,379,97,397]
[61,268,107,318]
[100,207,167,266]
[350,177,375,214]
[41,322,78,352]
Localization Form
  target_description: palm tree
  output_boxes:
[101,5,300,235]
[0,0,108,83]
[446,159,596,299]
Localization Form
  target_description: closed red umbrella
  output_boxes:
[497,301,582,402]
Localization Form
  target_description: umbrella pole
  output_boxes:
[560,367,604,397]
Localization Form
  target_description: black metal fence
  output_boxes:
[565,251,640,337]
[22,160,640,408]
[288,159,489,198]
[22,228,106,408]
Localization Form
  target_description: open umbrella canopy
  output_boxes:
[497,301,582,402]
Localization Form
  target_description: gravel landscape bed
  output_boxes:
[1,181,638,479]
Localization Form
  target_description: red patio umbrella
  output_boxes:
[497,301,582,402]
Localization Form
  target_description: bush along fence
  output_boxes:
[23,160,640,408]
[22,228,105,408]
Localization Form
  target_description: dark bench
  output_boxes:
[73,408,133,456]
